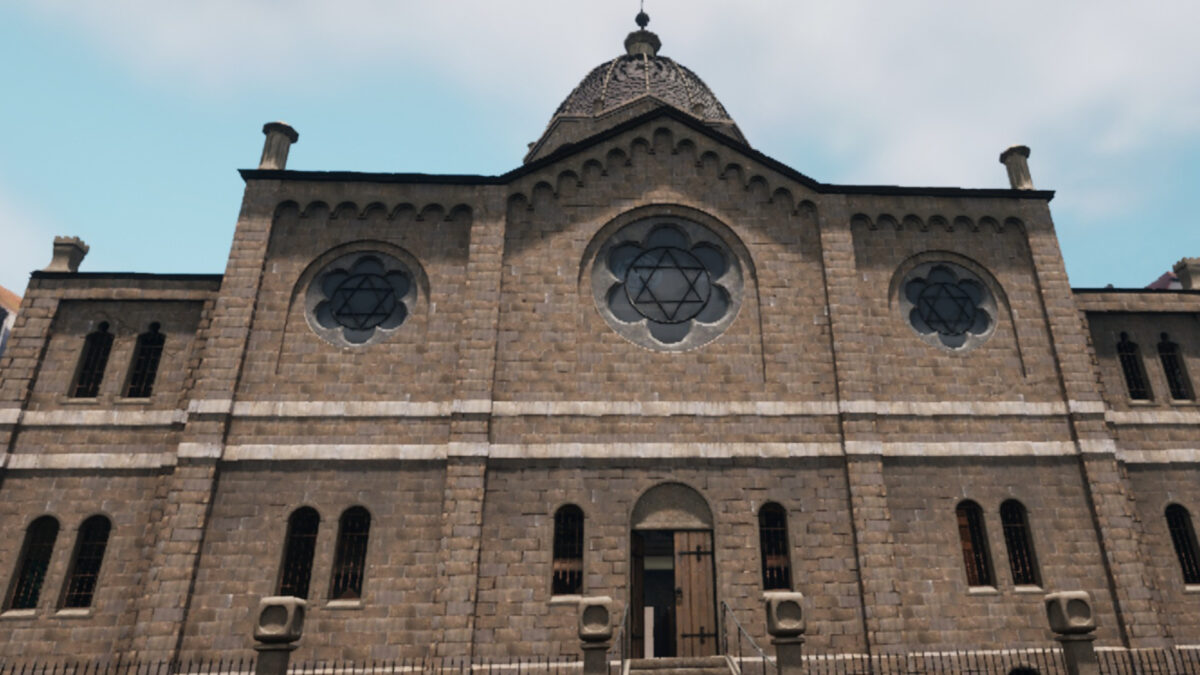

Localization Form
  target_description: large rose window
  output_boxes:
[591,218,742,350]
[305,252,416,347]
[900,262,997,350]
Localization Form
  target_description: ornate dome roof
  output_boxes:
[554,44,733,123]
[526,14,744,162]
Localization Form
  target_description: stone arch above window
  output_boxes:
[278,507,319,599]
[1166,503,1200,584]
[758,502,792,591]
[1117,332,1152,400]
[1000,499,1039,586]
[72,322,113,398]
[330,506,370,601]
[631,482,713,531]
[60,515,111,609]
[6,516,59,610]
[552,505,584,596]
[956,500,993,587]
[588,213,745,351]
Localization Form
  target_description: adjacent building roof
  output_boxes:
[0,284,21,314]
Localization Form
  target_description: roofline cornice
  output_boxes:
[240,106,1055,201]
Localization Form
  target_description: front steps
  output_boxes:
[627,656,733,675]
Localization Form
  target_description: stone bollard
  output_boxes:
[253,596,306,675]
[764,592,805,675]
[259,121,299,170]
[1044,591,1099,675]
[578,596,613,675]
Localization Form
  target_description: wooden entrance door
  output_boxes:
[673,530,717,657]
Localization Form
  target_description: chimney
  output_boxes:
[1174,258,1200,290]
[999,145,1034,190]
[259,122,299,170]
[43,236,89,273]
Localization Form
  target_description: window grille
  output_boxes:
[71,322,113,398]
[278,508,319,599]
[758,502,792,590]
[1166,504,1200,584]
[956,501,993,587]
[330,507,370,600]
[1117,332,1152,400]
[60,515,111,608]
[1158,333,1193,400]
[6,516,59,610]
[125,323,165,398]
[551,505,584,595]
[1000,500,1040,586]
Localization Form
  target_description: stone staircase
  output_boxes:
[627,656,733,675]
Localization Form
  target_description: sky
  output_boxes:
[1,1,1199,296]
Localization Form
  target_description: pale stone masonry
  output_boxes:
[0,18,1198,662]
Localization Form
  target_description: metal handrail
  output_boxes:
[720,601,776,675]
[617,602,632,675]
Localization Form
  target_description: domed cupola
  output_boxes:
[525,12,746,163]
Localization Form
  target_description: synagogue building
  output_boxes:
[1,14,1199,664]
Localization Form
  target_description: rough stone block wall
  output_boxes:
[882,456,1121,647]
[471,460,865,658]
[0,471,164,659]
[178,462,446,661]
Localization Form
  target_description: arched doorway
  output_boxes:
[630,483,717,658]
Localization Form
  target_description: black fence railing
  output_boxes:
[2,649,1200,675]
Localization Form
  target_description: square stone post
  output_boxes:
[253,596,306,675]
[578,596,614,675]
[1045,591,1100,675]
[764,592,805,675]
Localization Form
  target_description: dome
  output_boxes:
[526,15,745,162]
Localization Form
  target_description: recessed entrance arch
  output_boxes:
[630,483,718,658]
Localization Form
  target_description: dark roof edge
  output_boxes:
[1074,287,1200,295]
[241,106,1055,201]
[32,272,224,282]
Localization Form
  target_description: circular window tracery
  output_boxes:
[305,253,416,347]
[591,217,742,350]
[900,262,996,350]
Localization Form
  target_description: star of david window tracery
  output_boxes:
[306,253,416,347]
[901,263,996,350]
[592,219,742,350]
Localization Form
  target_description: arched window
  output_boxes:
[1117,332,1152,400]
[1000,500,1040,586]
[330,507,370,600]
[1166,504,1200,584]
[552,505,584,595]
[1158,333,1193,401]
[6,516,59,610]
[277,507,319,599]
[956,500,993,587]
[71,322,113,398]
[125,323,165,398]
[60,515,111,608]
[758,502,792,590]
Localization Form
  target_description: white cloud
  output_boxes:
[0,186,55,296]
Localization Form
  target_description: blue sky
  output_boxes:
[2,1,1198,295]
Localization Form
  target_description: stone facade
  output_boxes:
[0,22,1197,663]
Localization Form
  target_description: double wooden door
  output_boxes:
[632,529,718,658]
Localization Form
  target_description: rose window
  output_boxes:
[592,218,742,350]
[901,263,996,350]
[305,253,416,347]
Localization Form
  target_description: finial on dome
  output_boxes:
[625,5,660,57]
[636,10,650,29]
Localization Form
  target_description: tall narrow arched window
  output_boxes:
[277,507,319,599]
[125,322,165,398]
[758,502,792,590]
[71,322,113,398]
[1117,332,1152,400]
[1000,500,1040,586]
[552,505,584,595]
[6,516,59,610]
[956,500,993,587]
[60,515,111,608]
[330,507,370,600]
[1166,504,1200,584]
[1158,333,1193,401]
